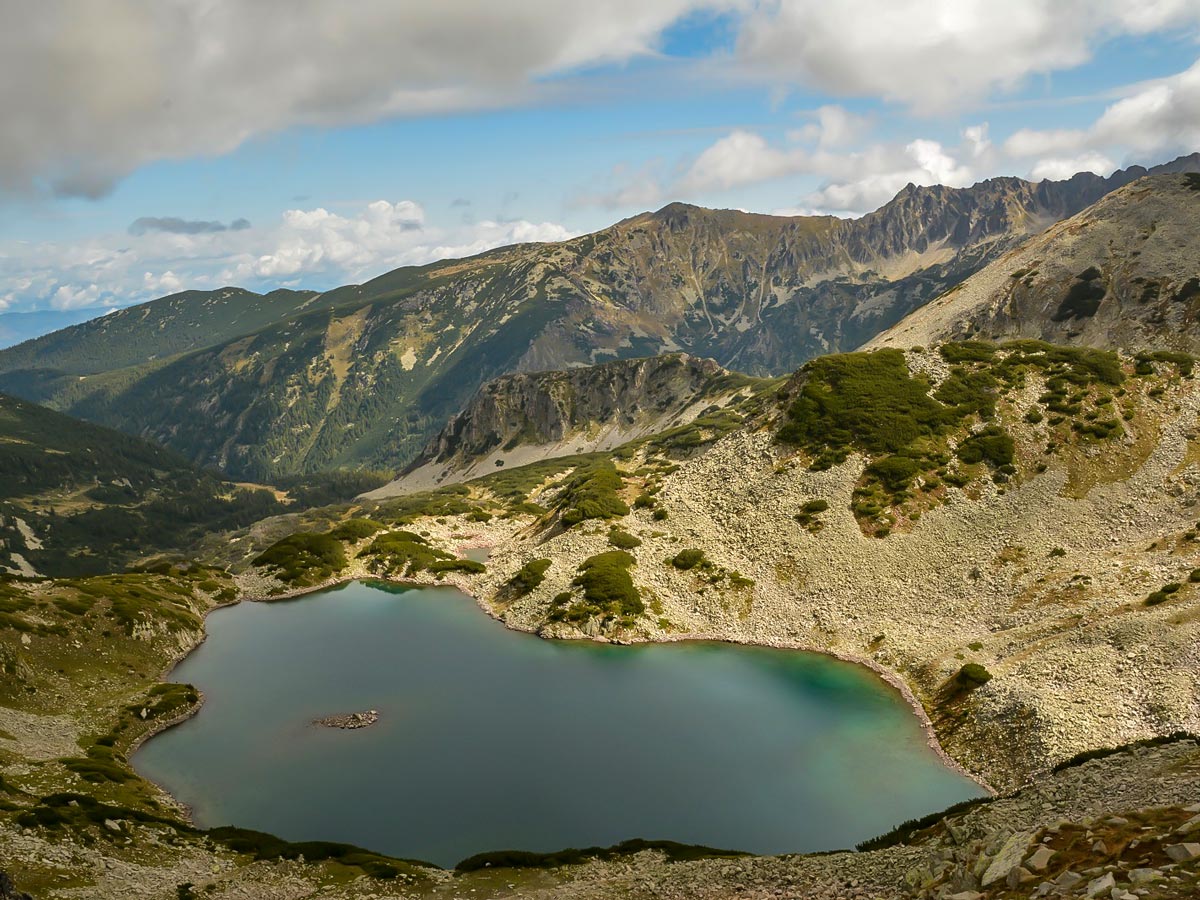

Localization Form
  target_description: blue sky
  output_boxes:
[2,1,1199,314]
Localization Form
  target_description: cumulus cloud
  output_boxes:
[0,0,740,197]
[735,0,1200,112]
[670,119,986,213]
[0,199,575,312]
[128,216,251,236]
[1005,58,1200,177]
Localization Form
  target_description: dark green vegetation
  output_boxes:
[607,527,642,549]
[1145,581,1184,606]
[455,839,747,872]
[357,531,484,580]
[550,550,643,626]
[557,460,630,527]
[670,549,706,570]
[253,533,347,587]
[954,663,993,689]
[274,471,392,508]
[778,349,952,465]
[668,549,753,588]
[793,499,829,532]
[509,558,551,596]
[1049,732,1198,773]
[206,826,428,878]
[252,519,490,589]
[855,795,995,852]
[0,162,1167,481]
[777,342,1133,534]
[0,392,282,576]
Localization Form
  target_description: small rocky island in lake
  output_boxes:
[313,709,379,730]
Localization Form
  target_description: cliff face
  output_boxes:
[869,173,1200,352]
[366,353,763,496]
[3,156,1196,480]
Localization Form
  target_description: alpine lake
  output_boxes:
[134,579,984,868]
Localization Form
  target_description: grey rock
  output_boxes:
[1085,872,1115,897]
[981,831,1030,886]
[1055,870,1084,890]
[1164,842,1200,862]
[1026,845,1056,871]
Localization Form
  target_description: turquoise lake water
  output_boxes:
[134,580,983,867]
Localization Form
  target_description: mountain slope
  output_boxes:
[0,287,321,374]
[0,307,110,350]
[867,173,1200,352]
[0,392,281,576]
[3,155,1196,481]
[366,353,772,496]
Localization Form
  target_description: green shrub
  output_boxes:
[558,461,630,526]
[954,663,992,688]
[551,551,643,624]
[652,508,669,521]
[511,558,551,595]
[778,349,953,465]
[956,426,1014,468]
[427,559,486,576]
[608,528,642,549]
[328,518,386,542]
[455,839,746,872]
[793,498,830,532]
[671,549,706,570]
[253,532,347,586]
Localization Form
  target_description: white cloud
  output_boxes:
[671,123,984,213]
[0,200,575,313]
[1029,153,1117,181]
[0,0,738,197]
[735,0,1200,112]
[793,105,872,149]
[1004,58,1200,176]
[680,130,804,191]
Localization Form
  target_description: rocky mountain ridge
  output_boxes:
[869,173,1200,352]
[2,155,1196,481]
[367,353,768,496]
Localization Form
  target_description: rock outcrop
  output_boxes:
[366,353,757,496]
[868,173,1200,353]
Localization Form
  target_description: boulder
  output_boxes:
[1164,842,1200,862]
[981,832,1030,886]
[1025,844,1056,871]
[1085,871,1114,897]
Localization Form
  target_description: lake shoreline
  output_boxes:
[136,578,988,868]
[223,570,994,796]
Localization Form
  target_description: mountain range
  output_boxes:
[2,153,1197,482]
